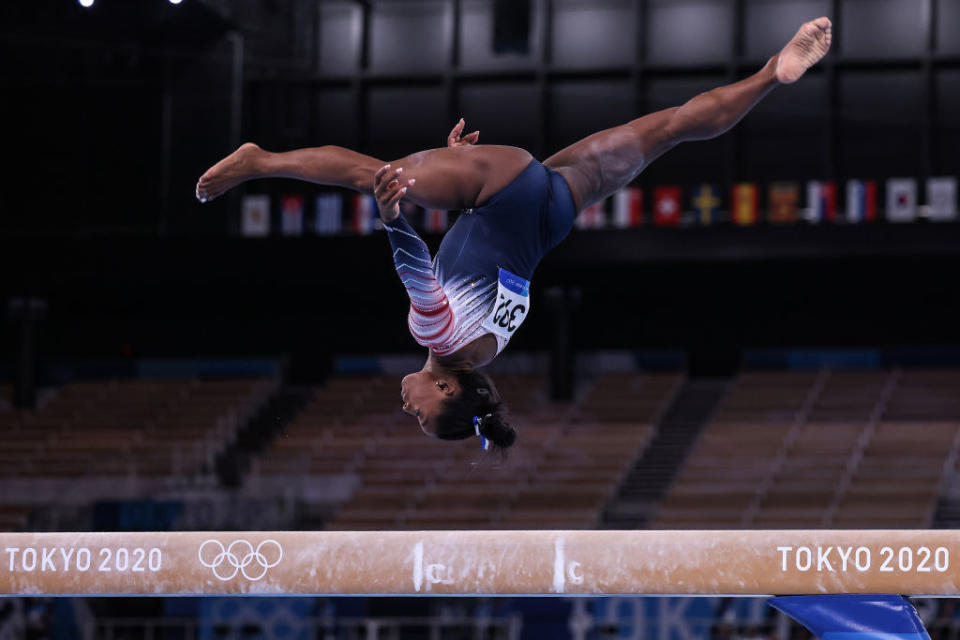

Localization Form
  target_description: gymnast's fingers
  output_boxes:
[376,180,398,208]
[383,183,408,210]
[377,177,413,212]
[379,181,411,222]
[465,131,480,145]
[373,164,395,191]
[374,166,403,198]
[447,119,465,147]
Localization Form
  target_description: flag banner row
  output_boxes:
[573,177,958,229]
[240,193,454,238]
[242,193,377,238]
[239,177,958,237]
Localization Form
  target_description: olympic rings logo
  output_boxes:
[197,539,283,582]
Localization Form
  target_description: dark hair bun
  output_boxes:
[480,413,516,449]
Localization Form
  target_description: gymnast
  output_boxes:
[196,18,832,452]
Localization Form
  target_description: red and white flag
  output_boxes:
[612,187,643,228]
[353,194,377,234]
[653,186,682,227]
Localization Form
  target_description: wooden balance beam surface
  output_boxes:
[2,530,959,596]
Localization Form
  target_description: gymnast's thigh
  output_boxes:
[392,145,533,211]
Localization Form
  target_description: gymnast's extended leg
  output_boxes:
[196,142,532,212]
[543,17,832,211]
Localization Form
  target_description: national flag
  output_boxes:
[690,183,721,225]
[886,178,917,223]
[575,201,606,229]
[731,183,758,226]
[241,194,270,237]
[926,177,957,221]
[653,186,682,227]
[768,181,800,224]
[425,208,448,233]
[353,194,377,234]
[612,187,643,228]
[845,179,877,223]
[280,194,304,236]
[805,181,837,223]
[314,193,342,235]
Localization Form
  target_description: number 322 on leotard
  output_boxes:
[481,268,531,340]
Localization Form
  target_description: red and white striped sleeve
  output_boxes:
[382,216,456,350]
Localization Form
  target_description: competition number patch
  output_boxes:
[481,268,530,340]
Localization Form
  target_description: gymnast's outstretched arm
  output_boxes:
[371,163,453,347]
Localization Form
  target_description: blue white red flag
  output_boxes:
[353,194,377,235]
[806,181,837,223]
[845,179,877,223]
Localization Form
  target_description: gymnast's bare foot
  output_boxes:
[775,17,832,84]
[195,142,263,203]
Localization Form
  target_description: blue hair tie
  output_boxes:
[473,415,490,451]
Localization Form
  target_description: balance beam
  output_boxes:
[2,530,958,596]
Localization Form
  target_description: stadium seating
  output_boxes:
[656,369,960,528]
[251,372,682,530]
[6,366,957,534]
[0,377,277,530]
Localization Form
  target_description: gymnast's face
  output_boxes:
[401,370,458,436]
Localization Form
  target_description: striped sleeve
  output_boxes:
[382,215,455,348]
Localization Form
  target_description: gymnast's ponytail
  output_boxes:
[434,369,516,454]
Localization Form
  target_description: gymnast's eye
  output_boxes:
[436,381,448,390]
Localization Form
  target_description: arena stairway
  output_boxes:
[601,378,728,528]
[931,497,960,528]
[930,467,960,528]
[215,384,314,487]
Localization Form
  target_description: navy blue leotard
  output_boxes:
[382,159,576,356]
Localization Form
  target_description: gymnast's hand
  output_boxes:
[447,118,479,147]
[374,164,415,223]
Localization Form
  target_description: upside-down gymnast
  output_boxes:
[196,18,832,452]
